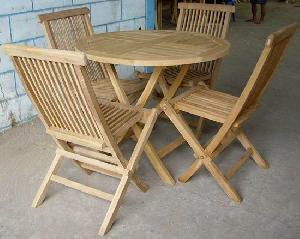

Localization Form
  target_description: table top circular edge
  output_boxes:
[75,30,231,67]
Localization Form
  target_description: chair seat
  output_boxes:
[98,101,142,140]
[164,66,212,87]
[92,78,147,103]
[174,87,238,123]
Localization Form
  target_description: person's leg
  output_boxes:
[260,3,266,22]
[247,3,257,22]
[254,3,266,24]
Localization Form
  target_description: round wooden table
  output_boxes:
[76,30,230,186]
[76,30,230,66]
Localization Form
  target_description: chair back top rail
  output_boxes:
[3,44,86,65]
[178,3,235,12]
[2,45,122,158]
[38,7,90,22]
[206,23,297,154]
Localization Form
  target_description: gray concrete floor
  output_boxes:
[1,2,300,239]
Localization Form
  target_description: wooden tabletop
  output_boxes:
[75,30,230,67]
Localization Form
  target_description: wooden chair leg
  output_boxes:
[98,173,131,236]
[132,124,175,185]
[32,153,63,208]
[236,129,269,169]
[178,157,203,183]
[161,101,241,203]
[195,117,204,138]
[201,156,242,203]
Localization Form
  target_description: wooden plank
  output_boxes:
[225,148,252,180]
[99,174,130,236]
[80,163,149,193]
[157,136,185,158]
[57,149,126,175]
[178,3,235,12]
[136,66,164,107]
[32,154,63,208]
[2,44,86,65]
[51,175,114,201]
[38,7,90,22]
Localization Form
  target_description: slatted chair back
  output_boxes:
[207,23,297,154]
[38,8,108,80]
[238,24,297,116]
[176,3,235,74]
[3,45,119,158]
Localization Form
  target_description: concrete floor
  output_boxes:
[1,2,300,239]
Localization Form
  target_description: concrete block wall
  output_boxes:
[0,0,147,132]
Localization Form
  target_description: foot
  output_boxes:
[254,19,261,24]
[246,18,254,22]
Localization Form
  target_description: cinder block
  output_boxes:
[53,4,90,13]
[32,0,72,10]
[0,17,11,44]
[33,37,47,48]
[134,17,145,30]
[10,10,51,42]
[18,94,36,122]
[120,19,135,31]
[0,97,20,129]
[0,51,14,73]
[122,0,145,20]
[0,100,11,130]
[94,25,106,33]
[0,71,17,99]
[14,73,26,96]
[118,18,145,31]
[107,22,120,32]
[0,0,32,15]
[0,94,36,130]
[91,1,121,26]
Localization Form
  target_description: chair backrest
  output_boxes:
[176,3,235,74]
[176,3,235,38]
[236,23,297,120]
[207,23,297,154]
[2,45,117,155]
[38,7,93,50]
[38,8,108,80]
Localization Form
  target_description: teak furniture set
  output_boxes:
[2,3,297,236]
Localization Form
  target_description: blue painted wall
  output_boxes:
[0,0,147,132]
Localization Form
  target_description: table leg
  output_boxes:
[105,64,175,185]
[156,64,192,159]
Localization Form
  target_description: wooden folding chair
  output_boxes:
[3,44,159,236]
[38,7,146,103]
[163,3,235,88]
[149,3,235,159]
[160,23,297,202]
